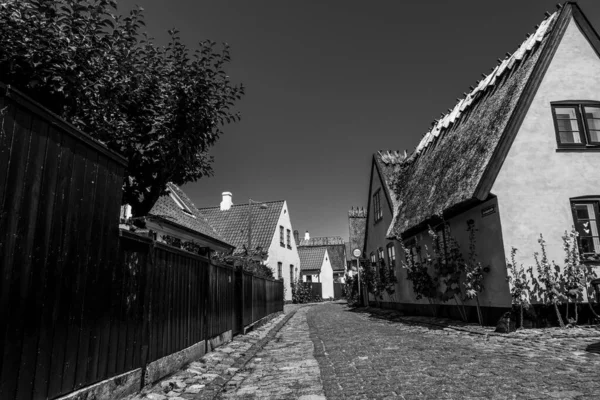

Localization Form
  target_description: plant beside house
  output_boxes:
[506,229,600,329]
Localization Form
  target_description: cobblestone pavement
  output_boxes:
[307,303,600,400]
[217,305,325,400]
[125,303,310,400]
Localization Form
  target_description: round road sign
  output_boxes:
[352,248,362,258]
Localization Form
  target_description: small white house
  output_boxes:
[297,246,334,299]
[200,192,301,302]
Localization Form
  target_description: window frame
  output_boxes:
[373,189,383,223]
[277,262,283,280]
[370,252,376,266]
[387,243,396,268]
[570,197,600,262]
[551,101,600,149]
[403,237,421,265]
[279,225,285,247]
[169,190,196,218]
[378,247,385,276]
[290,264,294,283]
[286,229,292,249]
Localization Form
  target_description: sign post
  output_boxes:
[352,249,362,305]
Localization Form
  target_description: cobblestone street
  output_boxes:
[128,302,600,400]
[308,303,600,400]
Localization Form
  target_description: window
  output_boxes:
[290,265,294,283]
[378,247,385,276]
[373,190,383,222]
[169,190,196,218]
[287,229,292,249]
[280,226,284,247]
[370,252,376,266]
[387,243,396,268]
[552,102,600,148]
[306,275,312,282]
[434,224,448,260]
[277,262,283,279]
[571,199,600,258]
[404,238,421,265]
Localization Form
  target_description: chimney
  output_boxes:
[304,231,310,240]
[220,192,233,211]
[294,230,300,245]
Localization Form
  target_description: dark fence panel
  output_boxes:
[310,283,323,300]
[333,282,344,299]
[242,272,253,327]
[147,243,209,363]
[0,85,127,400]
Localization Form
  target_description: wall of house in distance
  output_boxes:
[492,17,600,295]
[364,163,399,303]
[265,201,299,301]
[320,252,334,299]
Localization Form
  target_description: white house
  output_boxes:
[200,192,301,301]
[297,245,334,299]
[364,2,600,324]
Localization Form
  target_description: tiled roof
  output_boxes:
[199,201,285,255]
[326,244,346,272]
[387,6,569,238]
[299,236,345,246]
[298,247,327,271]
[149,183,230,246]
[298,236,346,272]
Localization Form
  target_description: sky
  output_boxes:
[118,0,600,241]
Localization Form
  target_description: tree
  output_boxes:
[0,0,244,216]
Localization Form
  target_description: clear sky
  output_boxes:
[117,0,600,241]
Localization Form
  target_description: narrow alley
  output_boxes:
[132,302,600,400]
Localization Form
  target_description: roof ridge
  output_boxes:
[198,199,285,210]
[409,10,559,159]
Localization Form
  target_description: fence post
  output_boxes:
[139,239,154,388]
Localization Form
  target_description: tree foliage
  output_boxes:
[0,0,244,216]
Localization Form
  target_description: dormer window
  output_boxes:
[552,101,600,148]
[169,190,196,218]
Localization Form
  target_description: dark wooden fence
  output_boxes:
[333,282,344,299]
[309,282,322,300]
[0,85,284,400]
[0,84,127,400]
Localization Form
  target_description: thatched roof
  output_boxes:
[386,5,576,238]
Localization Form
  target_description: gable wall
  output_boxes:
[492,17,600,283]
[266,201,300,301]
[364,161,405,304]
[320,250,335,299]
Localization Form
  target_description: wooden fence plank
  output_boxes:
[14,116,51,400]
[45,133,77,399]
[26,124,61,400]
[61,143,96,394]
[0,109,36,400]
[72,151,100,390]
[32,129,75,399]
[84,156,111,385]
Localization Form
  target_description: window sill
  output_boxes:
[556,146,600,152]
[287,245,292,250]
[280,243,285,248]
